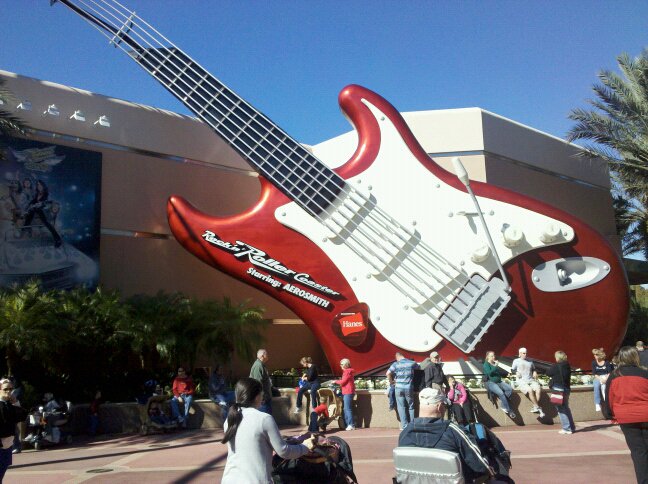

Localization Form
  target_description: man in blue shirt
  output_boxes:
[387,352,420,429]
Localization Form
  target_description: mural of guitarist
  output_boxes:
[53,0,629,373]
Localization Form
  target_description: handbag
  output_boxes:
[549,389,564,405]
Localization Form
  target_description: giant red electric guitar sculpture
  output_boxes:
[55,0,629,372]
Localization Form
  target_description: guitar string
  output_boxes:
[89,0,478,308]
[86,0,478,306]
[73,0,484,325]
[70,0,496,339]
[73,0,487,334]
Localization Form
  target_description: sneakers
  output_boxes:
[293,407,303,414]
[558,429,573,435]
[595,404,601,412]
[345,425,355,431]
[502,409,517,419]
[530,406,545,418]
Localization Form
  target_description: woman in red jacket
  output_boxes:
[334,358,356,431]
[604,346,648,484]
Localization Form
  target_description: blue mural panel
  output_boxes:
[0,136,101,290]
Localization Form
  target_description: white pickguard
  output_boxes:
[275,99,573,352]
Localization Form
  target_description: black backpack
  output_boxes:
[465,423,513,480]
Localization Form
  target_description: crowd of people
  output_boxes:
[0,340,645,482]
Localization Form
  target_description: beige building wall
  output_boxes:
[0,70,620,375]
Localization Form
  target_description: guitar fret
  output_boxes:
[132,45,345,216]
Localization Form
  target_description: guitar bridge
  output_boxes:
[434,274,510,353]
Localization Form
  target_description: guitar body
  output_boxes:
[169,84,629,371]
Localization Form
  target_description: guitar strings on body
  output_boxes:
[57,0,503,350]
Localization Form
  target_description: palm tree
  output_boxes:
[0,281,61,375]
[123,291,194,370]
[567,49,648,255]
[0,78,27,159]
[195,297,266,365]
[613,193,648,258]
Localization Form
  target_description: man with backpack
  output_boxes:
[398,388,513,482]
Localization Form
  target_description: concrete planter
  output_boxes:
[64,386,601,436]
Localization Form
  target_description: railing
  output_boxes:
[271,369,595,390]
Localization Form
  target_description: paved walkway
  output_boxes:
[6,420,636,483]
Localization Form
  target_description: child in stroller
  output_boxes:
[310,383,345,432]
[23,393,72,450]
[139,394,178,436]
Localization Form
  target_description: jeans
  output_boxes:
[89,414,99,436]
[620,423,648,484]
[170,394,193,422]
[343,393,355,428]
[296,381,320,409]
[259,399,272,415]
[388,385,396,410]
[395,387,415,429]
[210,391,235,419]
[486,381,512,412]
[593,377,607,406]
[553,388,575,432]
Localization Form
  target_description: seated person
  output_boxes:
[136,379,159,405]
[40,393,65,442]
[148,401,172,426]
[447,376,475,425]
[208,366,233,419]
[398,388,494,482]
[170,367,195,427]
[511,347,545,418]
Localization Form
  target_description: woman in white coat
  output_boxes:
[221,377,315,483]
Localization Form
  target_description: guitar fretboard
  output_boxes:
[133,47,345,216]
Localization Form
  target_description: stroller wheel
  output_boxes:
[337,417,345,429]
[140,425,148,436]
[34,441,42,451]
[320,425,327,432]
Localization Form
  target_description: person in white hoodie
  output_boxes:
[221,377,316,483]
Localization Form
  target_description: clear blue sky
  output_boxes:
[1,1,647,145]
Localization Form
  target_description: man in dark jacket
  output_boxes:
[398,388,493,481]
[423,351,449,391]
[0,379,27,480]
[250,349,274,415]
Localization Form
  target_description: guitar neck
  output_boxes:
[55,0,345,216]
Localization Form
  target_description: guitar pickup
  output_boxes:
[434,274,511,353]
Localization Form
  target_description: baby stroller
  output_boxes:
[314,384,345,432]
[23,395,73,450]
[139,394,178,436]
[272,434,358,483]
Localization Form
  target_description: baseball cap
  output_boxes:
[430,351,440,358]
[419,387,448,406]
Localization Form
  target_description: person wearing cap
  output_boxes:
[387,353,420,430]
[398,387,494,482]
[423,351,449,392]
[636,341,648,367]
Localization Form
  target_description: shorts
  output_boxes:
[517,380,541,394]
